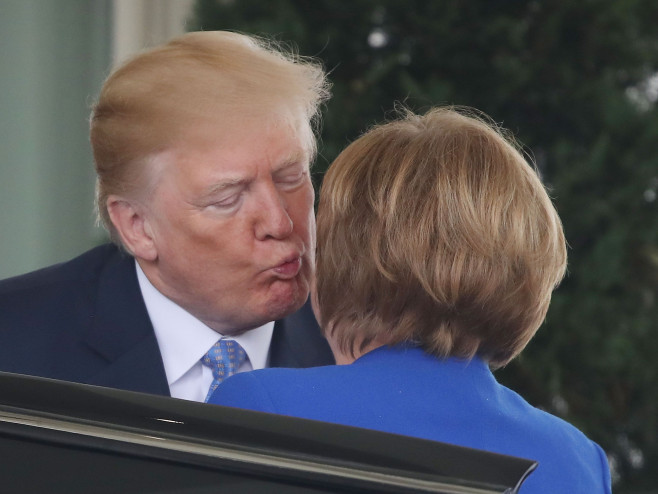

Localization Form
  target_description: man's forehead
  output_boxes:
[198,150,309,189]
[161,122,308,178]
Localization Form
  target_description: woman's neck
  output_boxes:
[329,337,389,365]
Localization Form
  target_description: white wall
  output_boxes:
[0,0,111,278]
[0,0,194,278]
[112,0,195,65]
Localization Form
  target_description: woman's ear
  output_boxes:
[106,195,158,261]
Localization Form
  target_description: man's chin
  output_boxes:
[264,280,309,320]
[198,287,307,335]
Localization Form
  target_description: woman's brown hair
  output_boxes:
[315,107,566,368]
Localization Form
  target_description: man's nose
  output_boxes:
[254,184,294,240]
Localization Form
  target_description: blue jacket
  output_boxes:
[0,243,334,395]
[209,345,611,493]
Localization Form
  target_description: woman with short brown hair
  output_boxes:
[211,107,611,494]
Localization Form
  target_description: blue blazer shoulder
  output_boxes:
[210,345,611,494]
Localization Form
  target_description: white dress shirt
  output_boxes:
[135,262,274,402]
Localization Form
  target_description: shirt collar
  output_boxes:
[135,261,274,386]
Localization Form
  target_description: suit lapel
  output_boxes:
[83,248,170,396]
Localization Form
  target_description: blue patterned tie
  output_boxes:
[201,339,247,402]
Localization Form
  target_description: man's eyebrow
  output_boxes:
[273,152,308,173]
[201,178,247,198]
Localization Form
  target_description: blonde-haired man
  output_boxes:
[0,31,334,400]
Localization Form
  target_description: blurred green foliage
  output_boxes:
[193,1,658,490]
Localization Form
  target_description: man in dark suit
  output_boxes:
[0,31,334,401]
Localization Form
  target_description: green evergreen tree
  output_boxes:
[192,1,658,490]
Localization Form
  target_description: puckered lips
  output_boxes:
[270,253,302,279]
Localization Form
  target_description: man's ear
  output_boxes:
[106,195,158,261]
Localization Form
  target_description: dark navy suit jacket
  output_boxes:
[210,345,612,494]
[0,243,334,395]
